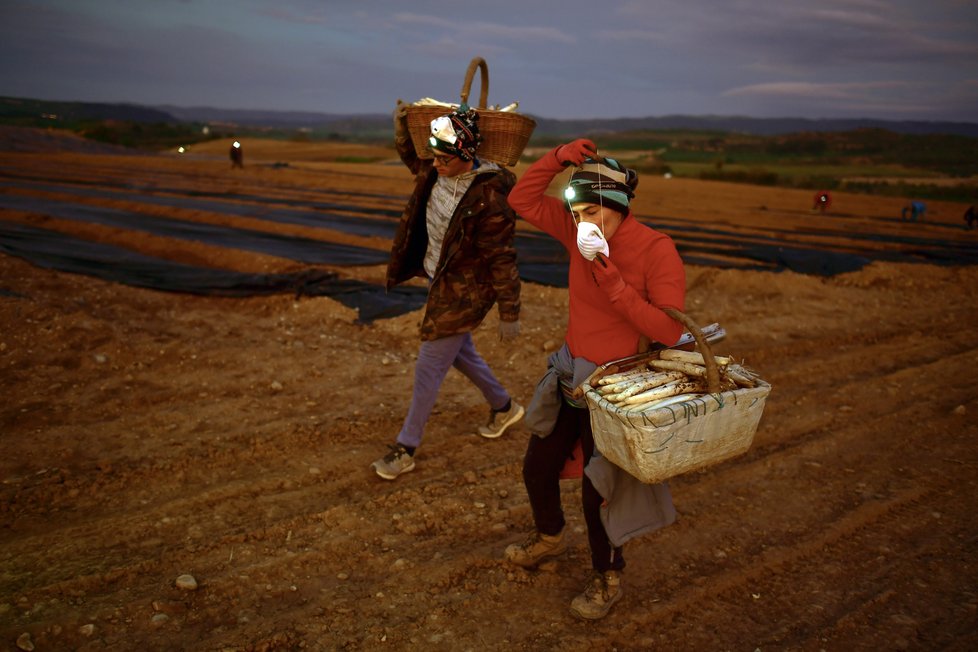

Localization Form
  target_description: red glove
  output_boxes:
[555,139,597,167]
[591,254,626,302]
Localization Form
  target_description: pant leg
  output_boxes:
[579,408,626,572]
[452,332,510,410]
[396,334,468,450]
[522,400,582,536]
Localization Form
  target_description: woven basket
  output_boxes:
[404,57,536,166]
[583,309,771,484]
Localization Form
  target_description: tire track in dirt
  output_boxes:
[628,476,972,650]
[608,360,976,648]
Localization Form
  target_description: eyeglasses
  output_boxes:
[432,153,457,166]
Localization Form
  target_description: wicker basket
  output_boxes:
[404,57,536,166]
[583,309,771,484]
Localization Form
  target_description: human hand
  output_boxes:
[393,99,410,140]
[555,139,597,167]
[393,98,409,121]
[499,319,521,341]
[591,254,626,302]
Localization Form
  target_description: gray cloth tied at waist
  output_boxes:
[524,342,596,438]
[585,454,677,547]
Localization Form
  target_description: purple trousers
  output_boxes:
[396,332,510,449]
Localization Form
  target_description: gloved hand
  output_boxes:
[555,138,597,167]
[591,254,626,302]
[576,221,610,261]
[499,319,521,341]
[392,98,410,142]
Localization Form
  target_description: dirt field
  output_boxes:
[2,133,977,651]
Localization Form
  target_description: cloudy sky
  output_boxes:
[2,0,977,122]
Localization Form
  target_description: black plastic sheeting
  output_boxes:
[5,178,941,278]
[0,189,884,281]
[0,221,427,323]
[0,193,392,266]
[0,190,573,286]
[4,181,977,322]
[652,218,978,270]
[0,178,404,235]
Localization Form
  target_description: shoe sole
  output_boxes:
[373,460,416,480]
[478,404,525,439]
[570,589,622,620]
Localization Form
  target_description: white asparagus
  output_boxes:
[621,379,703,406]
[604,371,685,403]
[649,359,709,378]
[598,370,656,394]
[600,370,682,395]
[596,366,651,386]
[725,364,758,388]
[659,349,730,367]
[627,392,701,413]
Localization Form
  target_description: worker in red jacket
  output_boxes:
[812,190,831,213]
[505,138,686,620]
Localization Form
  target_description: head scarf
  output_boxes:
[429,105,482,161]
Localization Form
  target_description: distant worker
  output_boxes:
[901,201,926,222]
[812,190,832,213]
[964,205,977,230]
[230,141,243,168]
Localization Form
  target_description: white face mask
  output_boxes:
[576,221,610,261]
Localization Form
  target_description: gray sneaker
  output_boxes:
[504,529,567,567]
[478,400,524,439]
[372,444,415,480]
[570,570,623,620]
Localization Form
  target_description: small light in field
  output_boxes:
[178,146,186,153]
[233,141,241,148]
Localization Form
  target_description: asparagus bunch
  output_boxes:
[592,349,761,412]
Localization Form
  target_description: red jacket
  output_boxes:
[508,147,685,364]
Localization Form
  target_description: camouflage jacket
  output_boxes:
[386,137,521,341]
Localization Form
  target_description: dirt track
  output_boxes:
[2,136,977,651]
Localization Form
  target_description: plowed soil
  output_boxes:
[1,133,977,651]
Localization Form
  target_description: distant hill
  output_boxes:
[1,96,175,124]
[157,104,978,139]
[3,96,978,139]
[156,105,388,130]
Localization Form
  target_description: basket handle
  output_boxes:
[663,307,721,394]
[461,57,489,109]
[572,308,722,400]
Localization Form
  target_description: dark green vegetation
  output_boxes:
[0,96,229,150]
[534,129,978,203]
[3,96,976,202]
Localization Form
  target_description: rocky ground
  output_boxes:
[1,132,977,651]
